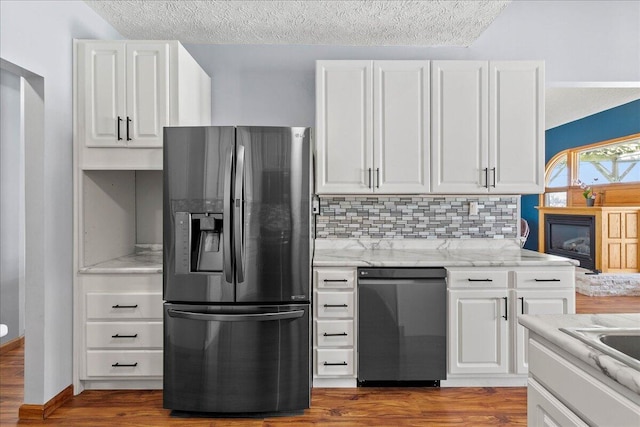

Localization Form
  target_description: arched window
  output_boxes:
[542,133,640,207]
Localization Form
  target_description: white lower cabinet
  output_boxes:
[313,267,357,387]
[528,337,640,426]
[528,377,588,427]
[448,289,509,374]
[77,274,163,390]
[447,266,575,385]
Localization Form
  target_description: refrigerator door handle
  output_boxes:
[167,309,305,322]
[234,144,246,283]
[223,146,234,283]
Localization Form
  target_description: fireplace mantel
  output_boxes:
[538,206,640,273]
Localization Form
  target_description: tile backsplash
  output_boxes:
[315,196,519,239]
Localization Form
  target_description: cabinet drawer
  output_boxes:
[315,349,355,376]
[86,322,163,348]
[315,268,356,289]
[447,269,509,289]
[86,293,163,319]
[86,350,163,377]
[514,269,575,288]
[315,292,354,318]
[315,320,354,347]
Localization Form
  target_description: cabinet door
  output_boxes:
[448,289,509,374]
[125,43,169,148]
[514,289,574,374]
[431,61,489,193]
[374,61,430,193]
[316,61,373,193]
[490,61,544,194]
[80,41,126,147]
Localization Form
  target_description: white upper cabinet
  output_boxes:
[316,60,430,194]
[374,61,430,194]
[431,60,544,194]
[76,40,211,169]
[125,43,170,148]
[79,41,168,148]
[316,61,372,193]
[431,61,489,194]
[490,61,544,194]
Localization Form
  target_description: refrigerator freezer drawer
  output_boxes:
[163,303,311,413]
[86,322,163,348]
[86,293,163,319]
[86,350,163,377]
[315,349,355,376]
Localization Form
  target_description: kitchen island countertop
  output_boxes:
[519,313,640,396]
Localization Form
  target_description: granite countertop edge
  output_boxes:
[518,313,640,396]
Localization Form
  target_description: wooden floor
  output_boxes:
[1,293,638,426]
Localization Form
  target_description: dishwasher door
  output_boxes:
[358,268,447,384]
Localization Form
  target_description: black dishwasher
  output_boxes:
[358,267,447,386]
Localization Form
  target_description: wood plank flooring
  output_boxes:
[1,293,638,426]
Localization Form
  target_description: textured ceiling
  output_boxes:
[84,0,510,46]
[546,88,640,129]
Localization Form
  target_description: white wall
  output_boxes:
[184,0,640,126]
[0,0,122,405]
[0,68,25,343]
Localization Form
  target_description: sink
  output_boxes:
[560,327,640,371]
[599,334,640,360]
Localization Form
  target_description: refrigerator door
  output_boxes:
[163,303,311,413]
[235,127,311,303]
[163,126,236,303]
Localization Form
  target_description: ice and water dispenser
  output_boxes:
[174,212,224,274]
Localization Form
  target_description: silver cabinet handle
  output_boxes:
[491,167,496,188]
[484,168,489,189]
[323,361,347,366]
[167,309,304,322]
[376,168,380,189]
[368,168,372,189]
[323,332,348,337]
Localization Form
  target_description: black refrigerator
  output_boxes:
[162,126,312,414]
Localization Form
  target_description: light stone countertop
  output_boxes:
[313,238,579,268]
[518,313,640,396]
[80,244,162,274]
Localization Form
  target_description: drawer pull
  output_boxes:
[323,332,348,337]
[323,304,348,308]
[467,278,493,282]
[534,278,560,282]
[111,334,138,338]
[111,304,138,309]
[111,362,138,367]
[323,279,348,283]
[323,361,348,366]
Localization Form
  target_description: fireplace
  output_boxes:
[544,214,596,271]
